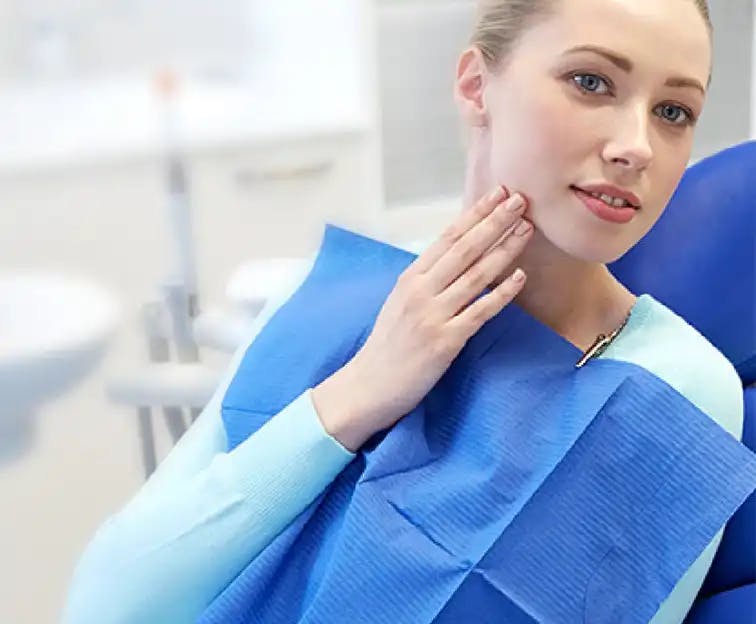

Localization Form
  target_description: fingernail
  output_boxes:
[507,194,525,211]
[489,185,508,203]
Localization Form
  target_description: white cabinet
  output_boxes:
[0,127,378,316]
[186,131,379,305]
[0,160,169,312]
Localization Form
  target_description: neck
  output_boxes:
[462,149,636,352]
[508,230,637,352]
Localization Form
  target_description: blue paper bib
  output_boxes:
[200,225,756,624]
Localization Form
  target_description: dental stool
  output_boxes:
[608,140,756,622]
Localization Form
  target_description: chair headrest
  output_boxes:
[609,141,756,384]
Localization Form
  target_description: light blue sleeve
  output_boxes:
[132,253,320,501]
[646,357,745,624]
[62,255,357,624]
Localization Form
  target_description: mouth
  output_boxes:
[569,186,641,211]
[570,186,639,224]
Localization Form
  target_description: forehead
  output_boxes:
[518,0,711,87]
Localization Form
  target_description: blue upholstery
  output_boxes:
[609,141,755,383]
[683,583,755,624]
[608,141,756,620]
[698,387,756,597]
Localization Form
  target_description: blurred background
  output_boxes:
[0,1,753,621]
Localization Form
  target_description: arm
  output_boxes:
[62,254,358,624]
[133,255,319,501]
[62,389,355,624]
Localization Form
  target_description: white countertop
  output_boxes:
[0,74,369,175]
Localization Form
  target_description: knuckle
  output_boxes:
[492,285,513,306]
[440,225,459,245]
[430,335,458,361]
[473,200,491,219]
[401,286,426,312]
[467,305,490,327]
[451,242,478,268]
[398,269,426,293]
[488,209,511,232]
[402,277,436,309]
[413,304,439,329]
[496,282,519,305]
[465,265,490,291]
[510,222,531,244]
[396,268,415,288]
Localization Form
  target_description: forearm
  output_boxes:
[62,389,355,624]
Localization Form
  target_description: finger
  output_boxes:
[448,266,527,335]
[407,185,510,277]
[439,217,533,316]
[426,192,526,294]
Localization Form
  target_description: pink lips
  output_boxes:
[572,187,638,224]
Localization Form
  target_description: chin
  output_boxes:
[528,201,636,264]
[543,231,629,264]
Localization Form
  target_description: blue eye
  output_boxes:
[570,72,612,95]
[568,72,697,128]
[654,103,696,127]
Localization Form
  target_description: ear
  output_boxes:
[454,46,489,128]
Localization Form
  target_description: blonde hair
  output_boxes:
[471,0,713,71]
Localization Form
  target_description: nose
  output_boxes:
[601,101,653,173]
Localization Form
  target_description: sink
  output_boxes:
[225,256,312,314]
[0,272,119,461]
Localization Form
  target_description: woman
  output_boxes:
[63,0,746,622]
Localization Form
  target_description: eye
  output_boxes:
[569,72,613,96]
[654,103,697,127]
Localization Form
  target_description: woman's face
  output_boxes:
[478,0,711,263]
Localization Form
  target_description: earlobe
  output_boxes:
[454,47,489,127]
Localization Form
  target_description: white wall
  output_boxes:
[693,0,754,159]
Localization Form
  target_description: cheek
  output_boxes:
[488,89,579,184]
[527,95,585,155]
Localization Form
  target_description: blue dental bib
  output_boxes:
[199,224,756,624]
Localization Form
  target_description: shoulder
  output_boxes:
[605,294,744,441]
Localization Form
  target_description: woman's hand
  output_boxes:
[312,185,534,452]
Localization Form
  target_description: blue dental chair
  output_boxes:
[608,140,756,623]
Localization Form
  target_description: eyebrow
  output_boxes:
[562,44,709,94]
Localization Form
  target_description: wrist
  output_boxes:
[311,365,373,453]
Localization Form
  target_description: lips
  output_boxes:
[571,186,638,224]
[571,185,641,210]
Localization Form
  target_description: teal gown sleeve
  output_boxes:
[62,256,356,624]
